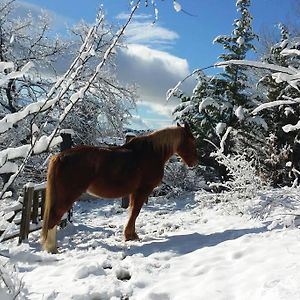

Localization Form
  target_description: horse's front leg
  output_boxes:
[124,187,152,241]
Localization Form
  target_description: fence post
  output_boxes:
[18,185,34,244]
[121,133,136,209]
[40,189,46,219]
[31,190,39,224]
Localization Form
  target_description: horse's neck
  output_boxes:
[149,128,181,163]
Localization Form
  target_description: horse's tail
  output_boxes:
[41,155,59,244]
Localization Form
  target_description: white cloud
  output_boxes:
[117,13,179,49]
[124,21,179,47]
[129,108,174,130]
[116,13,151,21]
[116,44,196,128]
[117,44,192,104]
[128,115,150,130]
[114,13,194,129]
[141,101,174,117]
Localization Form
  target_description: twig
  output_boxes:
[166,65,215,101]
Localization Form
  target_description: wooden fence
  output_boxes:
[0,183,70,243]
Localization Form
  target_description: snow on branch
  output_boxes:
[220,126,232,153]
[216,59,300,132]
[166,65,214,101]
[215,59,295,75]
[0,61,14,73]
[251,98,300,115]
[0,14,105,135]
[0,97,56,133]
[215,59,300,89]
[0,62,33,86]
[0,7,139,199]
[282,121,300,133]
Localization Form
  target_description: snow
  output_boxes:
[215,122,227,136]
[252,99,300,115]
[216,59,300,92]
[236,0,243,7]
[215,59,296,75]
[213,35,224,44]
[0,162,18,174]
[237,36,245,46]
[2,188,299,299]
[199,97,219,112]
[0,62,34,86]
[0,145,31,165]
[0,97,57,134]
[281,48,300,57]
[282,120,300,133]
[60,129,75,135]
[33,134,63,154]
[248,116,268,130]
[174,103,193,118]
[220,126,232,153]
[0,62,14,73]
[173,1,182,12]
[235,105,245,120]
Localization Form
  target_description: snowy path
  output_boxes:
[2,192,300,299]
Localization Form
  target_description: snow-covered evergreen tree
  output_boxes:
[213,0,258,107]
[260,24,300,143]
[173,0,261,178]
[256,25,300,185]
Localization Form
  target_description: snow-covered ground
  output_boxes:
[1,189,300,299]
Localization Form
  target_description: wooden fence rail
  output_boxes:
[0,183,70,243]
[18,184,45,244]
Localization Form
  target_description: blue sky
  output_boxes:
[18,0,297,129]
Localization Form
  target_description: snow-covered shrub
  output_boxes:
[152,158,209,198]
[209,149,269,213]
[250,187,300,228]
[0,263,26,299]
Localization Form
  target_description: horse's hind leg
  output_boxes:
[43,208,65,253]
[124,187,152,241]
[43,225,58,253]
[43,194,77,253]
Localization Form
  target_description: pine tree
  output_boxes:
[211,0,259,128]
[257,24,300,185]
[261,24,300,145]
[174,0,260,177]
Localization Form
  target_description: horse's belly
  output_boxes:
[86,178,138,199]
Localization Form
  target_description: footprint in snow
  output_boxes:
[75,263,105,279]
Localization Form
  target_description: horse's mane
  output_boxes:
[124,126,182,156]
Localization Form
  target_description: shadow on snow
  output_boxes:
[127,226,267,257]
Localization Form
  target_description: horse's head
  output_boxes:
[176,122,198,167]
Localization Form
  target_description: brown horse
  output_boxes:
[41,123,197,253]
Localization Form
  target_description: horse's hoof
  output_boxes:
[43,246,58,254]
[124,232,139,241]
